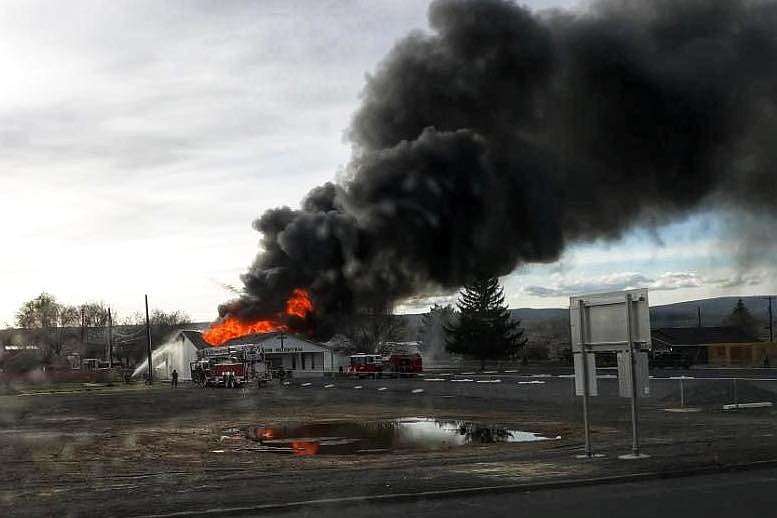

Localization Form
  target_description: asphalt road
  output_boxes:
[263,466,777,518]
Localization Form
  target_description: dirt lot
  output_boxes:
[2,375,777,517]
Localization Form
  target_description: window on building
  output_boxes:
[292,354,297,370]
[302,353,306,370]
[311,354,315,370]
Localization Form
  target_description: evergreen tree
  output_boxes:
[725,298,757,336]
[445,277,526,369]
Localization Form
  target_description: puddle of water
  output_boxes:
[245,418,559,456]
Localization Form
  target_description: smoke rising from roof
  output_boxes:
[222,0,777,328]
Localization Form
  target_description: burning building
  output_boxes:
[137,328,346,381]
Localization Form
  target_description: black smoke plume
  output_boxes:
[220,0,777,332]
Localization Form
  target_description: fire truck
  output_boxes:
[384,353,423,375]
[348,354,384,377]
[190,345,267,388]
[348,353,423,377]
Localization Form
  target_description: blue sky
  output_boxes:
[1,0,773,326]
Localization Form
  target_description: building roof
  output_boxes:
[177,330,212,350]
[652,327,760,346]
[182,330,329,351]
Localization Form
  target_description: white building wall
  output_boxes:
[144,334,201,381]
[254,335,348,377]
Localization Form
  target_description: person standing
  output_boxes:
[171,369,178,388]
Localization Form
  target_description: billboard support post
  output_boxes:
[618,292,650,460]
[579,303,592,458]
[626,294,641,457]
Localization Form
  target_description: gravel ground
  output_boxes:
[2,375,777,517]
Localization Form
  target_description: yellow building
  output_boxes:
[652,327,775,367]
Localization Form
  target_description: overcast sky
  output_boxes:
[1,0,774,326]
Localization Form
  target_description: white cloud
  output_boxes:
[523,270,768,298]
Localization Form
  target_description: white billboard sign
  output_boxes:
[570,288,651,352]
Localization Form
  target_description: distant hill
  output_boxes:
[188,295,774,343]
[503,296,775,327]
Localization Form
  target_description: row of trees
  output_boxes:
[8,292,190,366]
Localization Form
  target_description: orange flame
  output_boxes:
[286,288,314,318]
[291,441,320,456]
[203,288,313,346]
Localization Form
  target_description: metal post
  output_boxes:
[733,378,738,408]
[578,302,592,458]
[769,297,773,343]
[625,293,643,457]
[680,377,685,408]
[107,307,113,368]
[145,294,153,384]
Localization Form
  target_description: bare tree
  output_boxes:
[116,309,191,365]
[15,293,80,360]
[419,304,455,362]
[341,308,405,354]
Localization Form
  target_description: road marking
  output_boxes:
[518,380,545,384]
[301,383,312,387]
[451,378,474,382]
[531,374,552,378]
[723,402,774,410]
[476,379,502,383]
[411,388,424,394]
[323,384,335,388]
[461,372,475,375]
[424,378,446,382]
[482,370,498,374]
[504,370,518,373]
[377,387,387,391]
[353,385,363,389]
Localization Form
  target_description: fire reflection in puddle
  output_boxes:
[245,418,559,455]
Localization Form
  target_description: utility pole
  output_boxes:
[145,294,153,383]
[107,307,113,368]
[697,306,702,328]
[769,297,774,343]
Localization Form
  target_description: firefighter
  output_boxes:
[171,369,178,388]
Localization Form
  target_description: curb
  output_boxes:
[135,457,777,517]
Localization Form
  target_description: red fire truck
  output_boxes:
[190,345,267,388]
[348,353,423,377]
[384,353,423,375]
[348,354,384,377]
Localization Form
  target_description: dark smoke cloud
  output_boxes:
[224,0,777,331]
